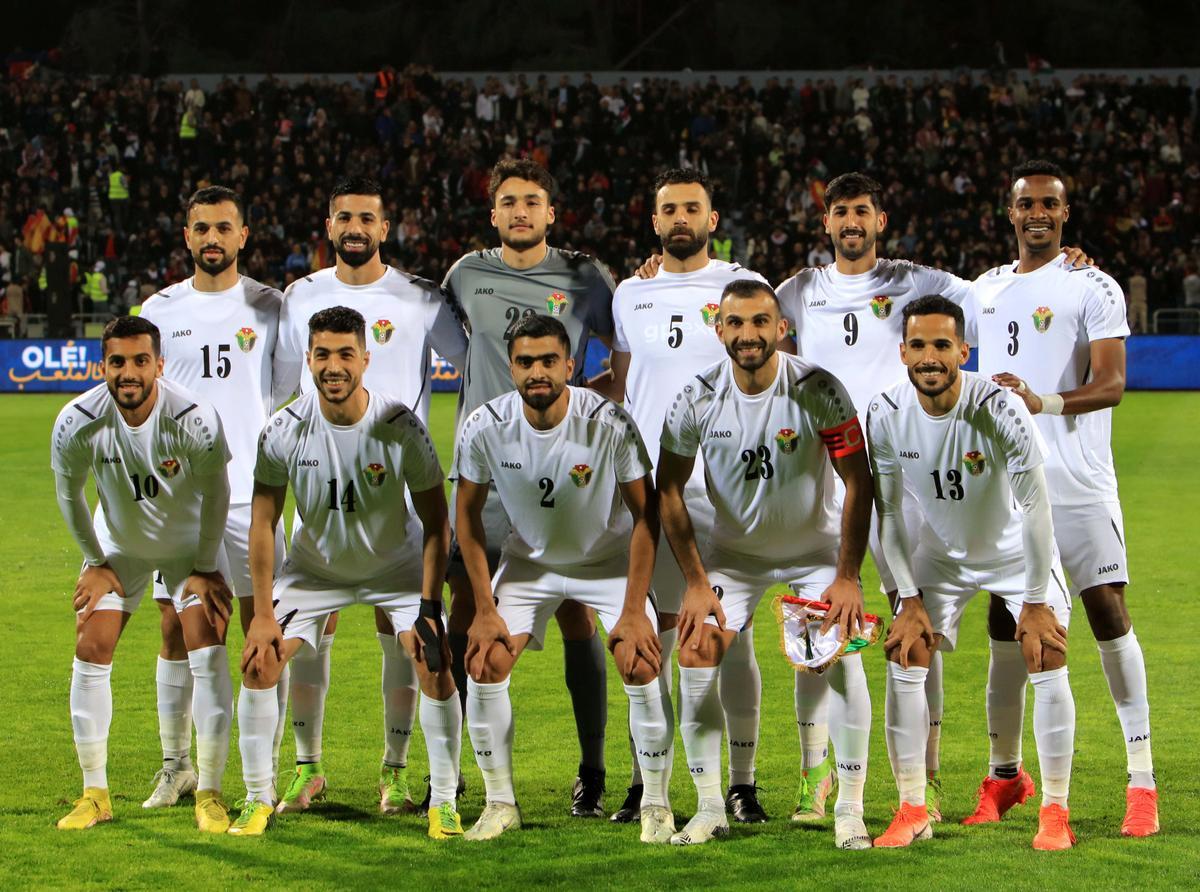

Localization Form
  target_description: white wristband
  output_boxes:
[1039,393,1065,415]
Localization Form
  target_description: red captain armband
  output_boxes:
[819,417,865,459]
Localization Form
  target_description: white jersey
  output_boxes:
[139,275,282,503]
[454,386,652,569]
[777,259,973,420]
[612,259,768,468]
[969,255,1130,506]
[255,390,444,585]
[50,379,230,560]
[660,354,860,563]
[866,371,1045,565]
[275,266,468,422]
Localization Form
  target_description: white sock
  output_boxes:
[1096,630,1155,789]
[155,656,193,769]
[625,679,673,809]
[987,639,1028,779]
[272,664,289,779]
[466,678,515,805]
[632,624,678,788]
[678,666,723,805]
[420,692,463,808]
[71,658,112,789]
[290,634,333,764]
[794,669,831,769]
[238,685,279,804]
[886,662,928,806]
[925,649,943,774]
[720,627,761,788]
[379,633,418,768]
[188,645,232,793]
[828,654,870,816]
[1031,666,1075,807]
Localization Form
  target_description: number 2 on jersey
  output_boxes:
[200,344,232,378]
[538,477,556,508]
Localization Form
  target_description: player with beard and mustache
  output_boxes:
[271,176,468,818]
[441,159,618,819]
[603,168,773,826]
[137,186,288,816]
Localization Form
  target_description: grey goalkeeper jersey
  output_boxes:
[443,247,615,430]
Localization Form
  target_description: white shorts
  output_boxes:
[449,481,512,576]
[82,544,231,616]
[1052,501,1129,594]
[650,486,715,616]
[914,555,1072,652]
[704,547,839,632]
[152,502,286,601]
[273,566,428,653]
[493,553,656,651]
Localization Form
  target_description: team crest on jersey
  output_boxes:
[158,458,181,479]
[870,295,893,319]
[235,326,257,353]
[372,319,395,344]
[962,450,986,476]
[1032,306,1054,333]
[569,464,593,487]
[775,428,799,454]
[364,463,387,487]
[546,293,568,316]
[700,303,720,326]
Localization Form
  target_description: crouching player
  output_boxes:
[867,295,1077,851]
[456,314,675,843]
[229,306,462,839]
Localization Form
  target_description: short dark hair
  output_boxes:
[720,278,781,314]
[329,176,385,214]
[102,315,161,357]
[901,294,965,341]
[1010,159,1068,200]
[653,167,713,203]
[824,172,884,212]
[308,305,366,347]
[488,159,556,204]
[506,313,571,358]
[186,185,244,223]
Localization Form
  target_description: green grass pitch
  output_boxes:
[1,391,1196,889]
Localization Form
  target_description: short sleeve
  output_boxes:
[454,420,493,485]
[865,400,897,477]
[399,412,445,492]
[807,372,863,459]
[50,407,86,475]
[659,390,701,458]
[1079,270,1131,341]
[611,281,632,353]
[254,417,291,487]
[426,286,469,371]
[985,391,1045,475]
[185,407,232,477]
[774,272,805,340]
[607,403,653,483]
[273,288,304,403]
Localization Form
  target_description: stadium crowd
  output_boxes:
[2,62,1199,329]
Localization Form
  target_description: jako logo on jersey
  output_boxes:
[570,464,593,487]
[158,458,181,479]
[700,303,720,326]
[546,293,568,316]
[776,428,799,454]
[235,327,257,352]
[899,450,920,459]
[708,429,733,439]
[474,287,494,295]
[364,463,387,486]
[1032,306,1054,333]
[963,450,986,476]
[172,329,192,338]
[634,302,653,310]
[372,319,395,344]
[870,295,893,319]
[500,460,522,469]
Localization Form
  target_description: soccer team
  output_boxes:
[49,159,1158,850]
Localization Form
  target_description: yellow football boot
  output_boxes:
[428,801,464,840]
[227,799,275,837]
[195,789,231,833]
[57,787,113,830]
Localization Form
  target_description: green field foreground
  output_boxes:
[0,392,1196,889]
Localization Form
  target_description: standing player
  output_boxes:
[52,316,236,832]
[970,160,1157,837]
[138,185,288,810]
[867,295,1077,851]
[658,281,874,848]
[456,314,674,843]
[229,307,462,840]
[605,168,771,824]
[443,159,618,817]
[272,176,468,816]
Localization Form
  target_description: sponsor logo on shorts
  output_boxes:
[371,319,395,344]
[776,427,799,454]
[546,293,568,316]
[962,450,986,476]
[1032,306,1054,333]
[870,295,893,319]
[570,463,593,487]
[700,303,720,326]
[158,458,181,478]
[364,463,387,486]
[235,326,257,352]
